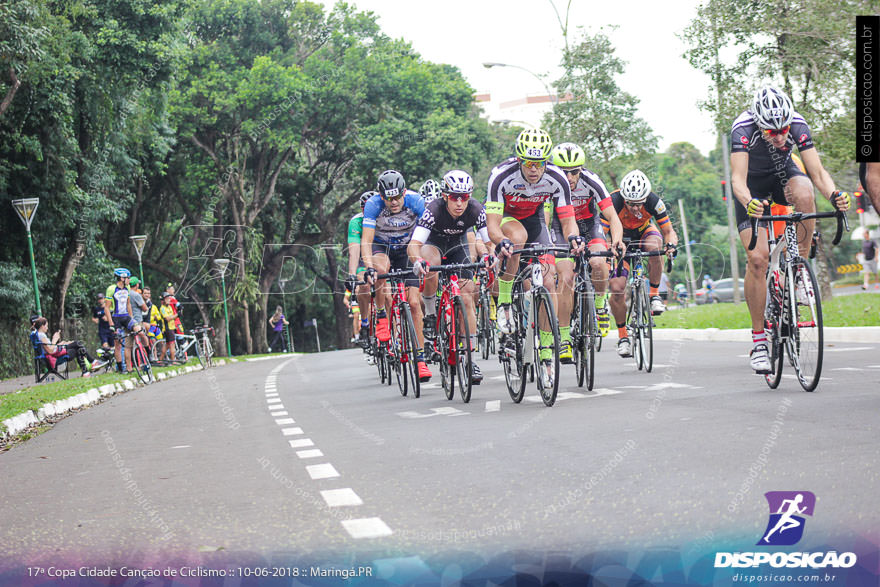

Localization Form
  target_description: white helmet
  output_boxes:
[441,170,474,195]
[419,179,441,203]
[752,86,793,130]
[620,170,652,203]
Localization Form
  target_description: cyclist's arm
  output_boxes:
[466,231,477,261]
[660,221,678,247]
[347,242,361,275]
[407,236,425,264]
[544,201,553,227]
[730,151,753,207]
[361,227,376,269]
[798,148,836,200]
[486,201,504,245]
[601,205,624,247]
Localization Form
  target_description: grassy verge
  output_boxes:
[655,293,880,329]
[0,359,202,428]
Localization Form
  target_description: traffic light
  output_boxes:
[855,190,864,214]
[721,180,727,202]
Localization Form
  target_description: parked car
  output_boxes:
[694,278,745,304]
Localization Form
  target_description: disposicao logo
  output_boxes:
[714,491,857,570]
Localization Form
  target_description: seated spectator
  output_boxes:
[32,316,96,377]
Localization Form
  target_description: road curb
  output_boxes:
[1,358,236,442]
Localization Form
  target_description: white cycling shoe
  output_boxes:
[750,343,772,373]
[496,303,514,334]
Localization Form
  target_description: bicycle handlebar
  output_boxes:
[747,208,849,250]
[614,246,675,274]
[428,262,485,273]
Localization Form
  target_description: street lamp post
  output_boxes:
[483,62,557,105]
[129,234,148,284]
[12,198,41,315]
[214,258,232,357]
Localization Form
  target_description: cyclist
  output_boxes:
[548,142,624,363]
[104,268,144,373]
[128,277,150,350]
[419,179,442,204]
[409,169,492,384]
[604,170,678,358]
[347,191,376,344]
[730,86,850,373]
[486,128,586,388]
[361,170,431,381]
[861,162,880,213]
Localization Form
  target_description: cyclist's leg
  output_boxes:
[112,318,124,366]
[587,220,611,298]
[447,240,478,344]
[783,166,816,257]
[639,226,664,305]
[550,218,575,336]
[735,177,774,334]
[419,242,443,320]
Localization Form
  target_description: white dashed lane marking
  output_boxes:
[296,449,324,459]
[289,438,314,448]
[485,400,501,412]
[282,427,304,436]
[306,463,340,480]
[270,411,288,417]
[321,488,363,507]
[342,518,393,539]
[275,418,296,425]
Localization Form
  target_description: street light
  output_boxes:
[12,198,41,315]
[129,234,148,284]
[483,62,557,104]
[214,258,232,357]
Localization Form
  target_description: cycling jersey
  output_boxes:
[160,304,177,332]
[605,190,671,232]
[570,168,613,221]
[730,110,814,177]
[347,213,364,244]
[105,285,131,317]
[411,198,490,244]
[362,191,425,248]
[485,157,574,221]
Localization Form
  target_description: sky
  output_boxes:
[315,0,719,155]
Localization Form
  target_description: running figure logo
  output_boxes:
[758,491,816,546]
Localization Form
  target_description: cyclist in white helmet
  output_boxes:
[730,85,849,373]
[419,179,442,204]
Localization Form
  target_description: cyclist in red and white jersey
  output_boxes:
[485,128,585,387]
[547,142,623,363]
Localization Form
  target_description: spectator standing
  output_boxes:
[268,306,289,352]
[92,293,114,351]
[159,292,178,360]
[859,229,879,290]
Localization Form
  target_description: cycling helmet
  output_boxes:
[751,86,793,130]
[551,142,586,169]
[359,190,378,208]
[441,170,474,194]
[515,128,553,161]
[114,268,131,278]
[376,170,406,198]
[419,179,442,202]
[620,170,652,203]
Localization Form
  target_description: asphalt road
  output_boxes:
[1,341,878,581]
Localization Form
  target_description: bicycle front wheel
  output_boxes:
[391,309,407,397]
[501,299,526,403]
[197,337,207,369]
[630,284,644,371]
[437,304,454,400]
[401,303,421,399]
[452,296,473,404]
[640,286,654,373]
[533,288,560,407]
[132,343,152,385]
[478,293,491,361]
[584,291,597,390]
[787,258,823,391]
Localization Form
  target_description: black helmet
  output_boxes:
[376,170,406,198]
[359,190,378,208]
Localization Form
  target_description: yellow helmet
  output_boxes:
[515,128,553,161]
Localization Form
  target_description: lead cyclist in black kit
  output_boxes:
[730,86,850,373]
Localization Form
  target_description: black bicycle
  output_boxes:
[571,249,614,390]
[748,208,847,391]
[475,266,497,360]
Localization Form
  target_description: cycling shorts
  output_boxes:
[112,315,138,332]
[98,329,115,347]
[551,218,607,263]
[424,234,474,280]
[500,212,555,265]
[370,243,419,287]
[735,160,808,232]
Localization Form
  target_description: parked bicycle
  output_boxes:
[498,246,564,407]
[191,325,215,369]
[748,207,847,391]
[116,329,154,385]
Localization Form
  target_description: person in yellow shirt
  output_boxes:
[159,292,178,360]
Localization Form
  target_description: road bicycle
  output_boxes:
[116,329,155,385]
[359,278,392,386]
[428,261,483,403]
[748,208,847,391]
[191,325,215,369]
[475,266,497,360]
[571,249,614,390]
[615,246,674,373]
[497,245,564,407]
[377,269,421,399]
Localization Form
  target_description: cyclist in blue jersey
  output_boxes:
[104,268,144,373]
[362,170,431,381]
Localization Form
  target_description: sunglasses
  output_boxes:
[383,194,404,202]
[445,193,471,202]
[625,200,646,207]
[520,159,547,169]
[762,125,790,138]
[563,167,582,176]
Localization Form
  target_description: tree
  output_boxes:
[544,28,658,186]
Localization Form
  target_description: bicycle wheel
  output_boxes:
[401,303,421,399]
[205,337,214,367]
[640,286,654,373]
[478,293,491,361]
[787,258,823,391]
[437,302,454,400]
[630,284,644,371]
[391,308,407,397]
[132,342,153,385]
[501,298,527,403]
[533,288,560,407]
[452,296,473,404]
[196,336,207,369]
[584,291,597,391]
